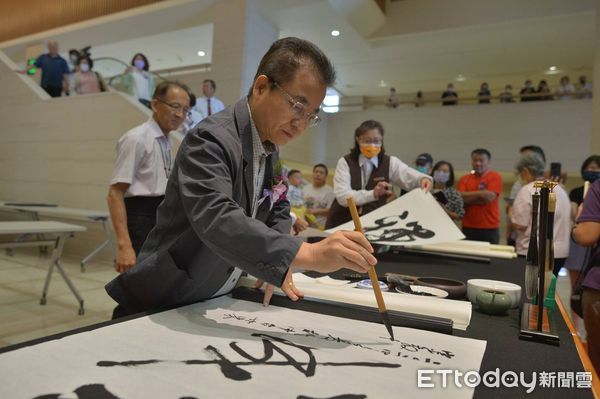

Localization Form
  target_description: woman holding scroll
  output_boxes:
[326,120,432,229]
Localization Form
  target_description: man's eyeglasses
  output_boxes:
[156,98,190,116]
[272,81,321,128]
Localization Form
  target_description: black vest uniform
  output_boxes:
[325,153,391,229]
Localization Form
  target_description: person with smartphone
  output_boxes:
[431,161,464,223]
[511,153,571,271]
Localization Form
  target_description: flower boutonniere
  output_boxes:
[261,161,288,209]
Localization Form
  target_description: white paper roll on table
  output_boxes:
[239,275,472,330]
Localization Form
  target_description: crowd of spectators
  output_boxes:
[27,40,226,135]
[384,75,593,108]
[443,76,593,106]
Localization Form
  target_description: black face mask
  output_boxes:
[582,170,600,182]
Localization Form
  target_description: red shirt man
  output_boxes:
[457,148,503,244]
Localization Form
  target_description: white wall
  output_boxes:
[322,100,593,174]
[0,50,149,262]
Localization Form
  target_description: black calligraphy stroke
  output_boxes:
[98,333,400,382]
[32,383,364,399]
[363,213,435,243]
[33,383,119,399]
[297,395,367,399]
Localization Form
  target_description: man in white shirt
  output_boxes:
[195,79,225,120]
[303,163,335,229]
[511,153,571,271]
[107,81,190,273]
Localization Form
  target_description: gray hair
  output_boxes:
[516,153,545,178]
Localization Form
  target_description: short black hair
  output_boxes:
[188,92,197,108]
[313,163,328,175]
[432,160,456,188]
[249,37,335,96]
[203,79,216,90]
[152,81,191,103]
[76,55,93,69]
[581,155,600,178]
[287,169,301,179]
[519,145,546,162]
[416,153,433,166]
[350,120,385,159]
[131,53,150,71]
[471,148,491,160]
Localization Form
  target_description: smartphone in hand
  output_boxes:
[550,162,562,179]
[433,191,448,205]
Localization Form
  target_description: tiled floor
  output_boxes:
[0,248,118,348]
[0,248,584,350]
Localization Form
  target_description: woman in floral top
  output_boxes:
[431,161,465,223]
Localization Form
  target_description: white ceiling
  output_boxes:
[265,1,597,96]
[1,0,596,98]
[91,24,213,77]
[0,0,215,65]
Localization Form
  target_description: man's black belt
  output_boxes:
[124,196,165,216]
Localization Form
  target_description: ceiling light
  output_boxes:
[456,74,466,82]
[197,51,206,57]
[379,80,387,88]
[331,30,340,37]
[545,66,561,75]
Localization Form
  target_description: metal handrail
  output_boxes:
[92,56,168,86]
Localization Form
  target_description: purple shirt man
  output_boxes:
[577,180,600,290]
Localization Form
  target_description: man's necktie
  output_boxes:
[207,97,212,116]
[362,162,370,189]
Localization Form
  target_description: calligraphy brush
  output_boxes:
[347,197,395,340]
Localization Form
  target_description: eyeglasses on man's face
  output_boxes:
[156,98,190,116]
[272,81,321,128]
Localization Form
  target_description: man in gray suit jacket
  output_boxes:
[106,37,377,317]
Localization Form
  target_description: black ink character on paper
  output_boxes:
[97,333,400,381]
[363,212,435,243]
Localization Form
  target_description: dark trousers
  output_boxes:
[462,227,500,244]
[113,196,164,320]
[124,196,164,255]
[42,85,63,97]
[112,304,131,320]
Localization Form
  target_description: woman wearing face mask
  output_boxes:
[72,56,107,95]
[326,120,432,229]
[123,53,155,107]
[570,155,600,219]
[562,155,600,302]
[68,49,80,72]
[431,161,464,223]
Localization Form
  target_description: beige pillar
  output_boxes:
[205,0,278,107]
